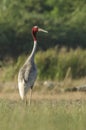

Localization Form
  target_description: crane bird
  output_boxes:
[18,26,48,105]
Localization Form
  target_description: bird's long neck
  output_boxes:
[25,41,37,64]
[30,30,37,59]
[30,40,37,60]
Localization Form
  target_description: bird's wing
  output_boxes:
[19,59,37,89]
[24,62,37,87]
[22,63,32,83]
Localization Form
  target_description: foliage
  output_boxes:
[0,0,86,58]
[36,47,86,80]
[36,49,58,80]
[1,48,86,81]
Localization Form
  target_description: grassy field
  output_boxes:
[0,77,86,130]
[0,43,86,130]
[0,90,86,130]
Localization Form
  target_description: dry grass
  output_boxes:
[0,78,86,130]
[0,78,86,102]
[0,91,86,103]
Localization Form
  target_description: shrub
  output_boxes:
[1,47,86,81]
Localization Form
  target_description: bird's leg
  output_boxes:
[29,88,32,106]
[25,96,28,106]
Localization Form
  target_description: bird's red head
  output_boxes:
[32,26,38,34]
[32,26,38,41]
[32,26,48,42]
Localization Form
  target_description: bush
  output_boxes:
[36,47,86,80]
[1,47,86,81]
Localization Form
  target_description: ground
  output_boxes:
[0,84,86,130]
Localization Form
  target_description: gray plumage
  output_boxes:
[18,41,37,101]
[18,26,48,104]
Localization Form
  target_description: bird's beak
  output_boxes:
[38,28,48,33]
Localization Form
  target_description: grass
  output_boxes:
[0,96,86,130]
[1,47,86,82]
[0,77,86,130]
[0,47,86,130]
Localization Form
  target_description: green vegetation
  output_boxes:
[0,0,86,59]
[0,99,86,130]
[0,1,86,129]
[0,1,86,81]
[1,48,86,81]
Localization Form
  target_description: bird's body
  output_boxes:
[18,26,48,105]
[18,41,37,100]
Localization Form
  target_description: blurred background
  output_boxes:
[0,1,86,129]
[0,0,86,86]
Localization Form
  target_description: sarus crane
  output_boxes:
[18,26,48,105]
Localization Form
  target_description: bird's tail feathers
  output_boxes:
[18,80,25,100]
